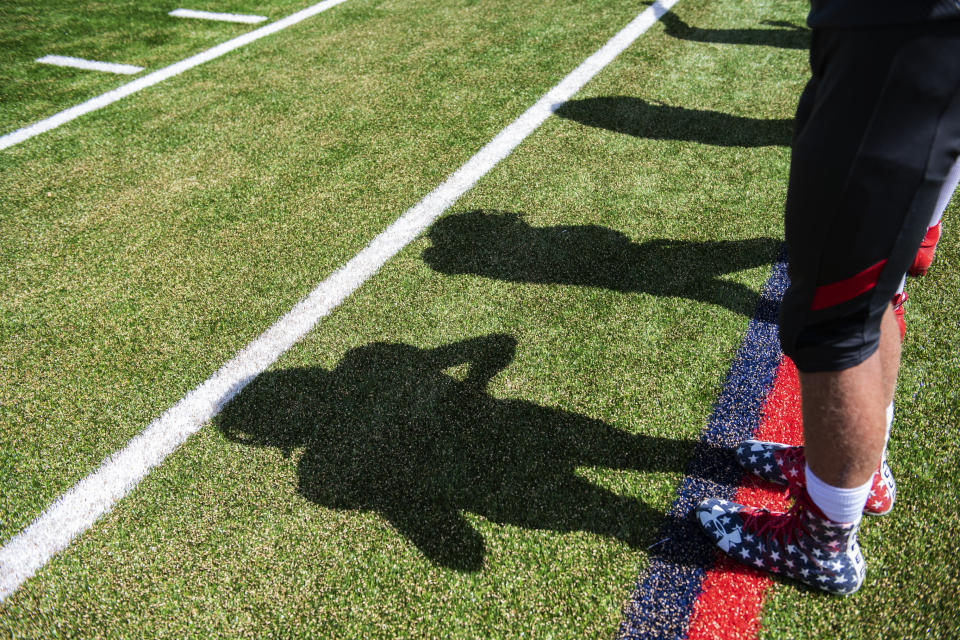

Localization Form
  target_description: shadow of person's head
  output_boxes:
[217,334,693,570]
[423,210,780,317]
[660,12,810,50]
[553,97,793,147]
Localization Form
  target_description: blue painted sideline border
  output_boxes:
[617,255,789,640]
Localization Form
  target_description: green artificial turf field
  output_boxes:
[1,0,958,637]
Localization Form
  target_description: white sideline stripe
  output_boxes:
[0,0,350,151]
[36,55,144,75]
[169,8,268,24]
[0,0,680,601]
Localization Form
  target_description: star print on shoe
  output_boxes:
[735,440,802,486]
[734,440,896,516]
[696,488,866,596]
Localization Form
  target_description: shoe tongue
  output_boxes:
[794,488,843,525]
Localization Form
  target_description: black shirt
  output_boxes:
[808,0,960,27]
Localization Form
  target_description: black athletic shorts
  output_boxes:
[779,21,960,372]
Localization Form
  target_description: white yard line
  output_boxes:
[36,55,144,75]
[169,8,268,24]
[0,0,350,152]
[0,0,681,602]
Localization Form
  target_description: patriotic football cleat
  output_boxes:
[735,440,896,516]
[696,488,866,596]
[908,221,942,276]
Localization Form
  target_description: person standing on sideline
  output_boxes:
[696,0,960,595]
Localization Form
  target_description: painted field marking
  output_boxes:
[36,55,144,75]
[0,0,351,152]
[0,0,681,602]
[683,357,802,640]
[617,257,788,640]
[169,8,268,24]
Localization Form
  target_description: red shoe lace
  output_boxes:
[741,483,816,549]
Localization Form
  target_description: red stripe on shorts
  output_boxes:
[810,259,886,311]
[684,356,804,640]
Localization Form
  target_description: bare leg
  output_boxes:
[695,306,901,595]
[800,303,900,488]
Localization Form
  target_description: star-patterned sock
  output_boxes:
[805,464,870,525]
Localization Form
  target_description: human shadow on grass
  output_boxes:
[422,211,780,318]
[661,12,810,50]
[553,97,792,148]
[217,334,701,571]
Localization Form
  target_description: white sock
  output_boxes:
[885,401,894,450]
[805,464,871,525]
[931,156,960,228]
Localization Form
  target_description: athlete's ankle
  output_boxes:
[805,464,870,524]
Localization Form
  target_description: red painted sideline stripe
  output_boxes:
[810,259,886,311]
[684,357,803,640]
